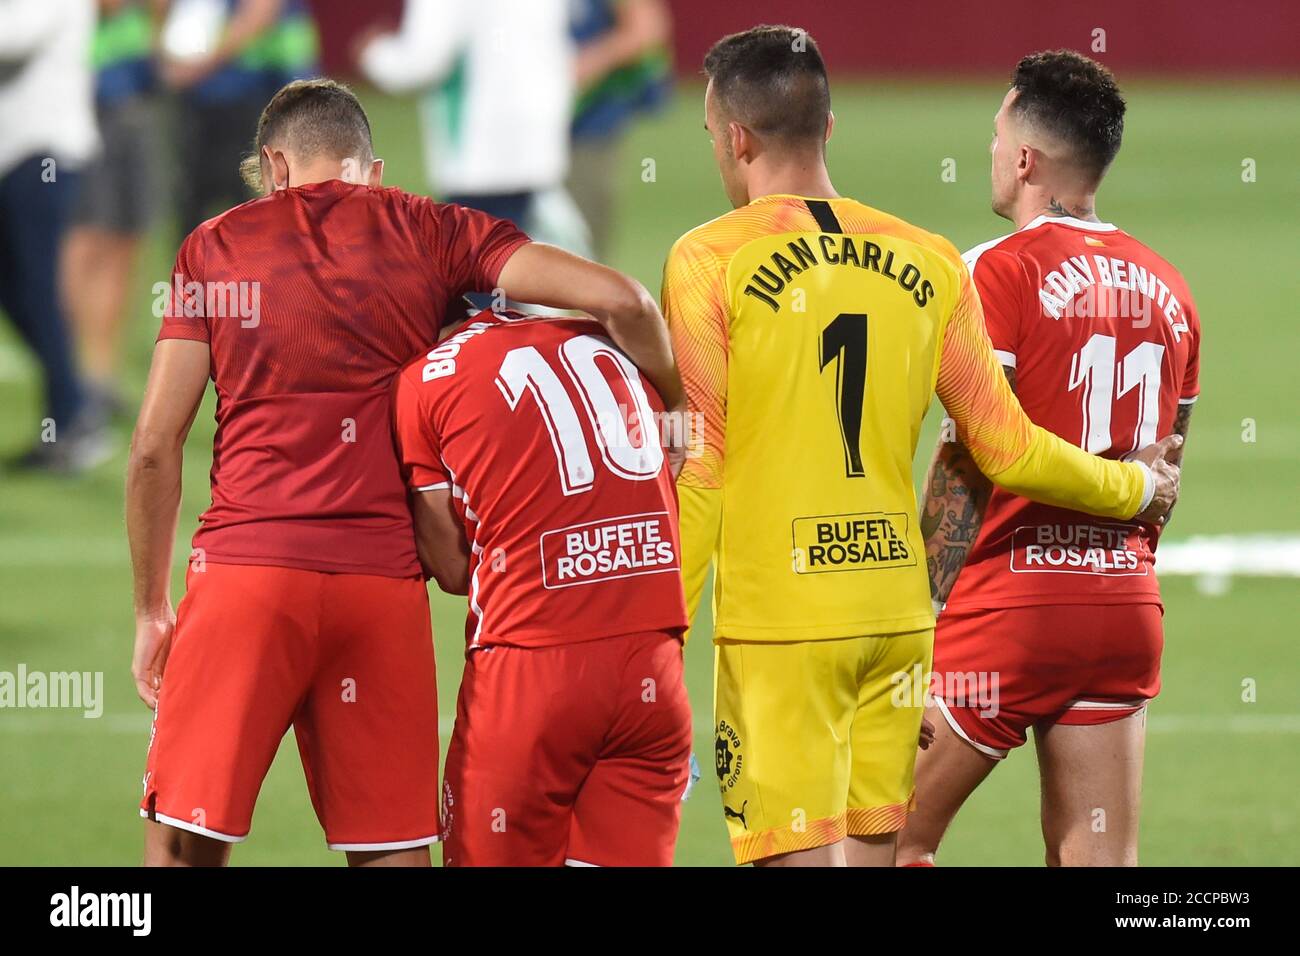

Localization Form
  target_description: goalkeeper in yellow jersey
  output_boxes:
[662,25,1182,867]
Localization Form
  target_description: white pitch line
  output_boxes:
[0,538,135,567]
[1157,534,1300,579]
[4,713,1300,735]
[0,714,462,737]
[0,714,152,734]
[1146,713,1300,734]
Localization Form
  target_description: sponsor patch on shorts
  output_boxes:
[792,512,916,573]
[540,511,679,589]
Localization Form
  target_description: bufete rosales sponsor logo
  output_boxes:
[792,512,915,573]
[540,512,678,589]
[1009,523,1150,576]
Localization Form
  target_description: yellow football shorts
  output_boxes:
[713,628,933,865]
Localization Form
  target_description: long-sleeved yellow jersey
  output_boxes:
[662,194,1150,642]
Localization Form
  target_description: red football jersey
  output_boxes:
[945,215,1201,610]
[392,311,689,649]
[157,181,528,577]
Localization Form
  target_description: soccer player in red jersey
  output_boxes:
[897,52,1199,866]
[125,80,684,867]
[391,308,692,866]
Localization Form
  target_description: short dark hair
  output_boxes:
[703,25,830,145]
[240,79,374,191]
[1010,50,1125,178]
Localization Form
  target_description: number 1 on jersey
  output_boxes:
[820,312,869,478]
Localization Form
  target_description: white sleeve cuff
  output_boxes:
[1134,460,1155,515]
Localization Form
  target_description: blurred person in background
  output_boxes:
[62,0,167,417]
[568,0,672,263]
[357,0,573,235]
[160,0,318,234]
[0,0,109,473]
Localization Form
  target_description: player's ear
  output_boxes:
[1017,143,1036,183]
[254,154,273,196]
[367,158,384,188]
[263,145,291,191]
[729,121,752,163]
[824,111,835,145]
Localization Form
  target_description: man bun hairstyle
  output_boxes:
[240,78,375,191]
[1010,50,1126,179]
[703,24,830,146]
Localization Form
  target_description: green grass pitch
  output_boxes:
[0,79,1297,865]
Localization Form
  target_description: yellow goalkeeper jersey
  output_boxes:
[662,194,1150,642]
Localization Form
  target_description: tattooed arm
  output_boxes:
[1160,401,1194,528]
[1169,401,1193,465]
[921,367,1015,605]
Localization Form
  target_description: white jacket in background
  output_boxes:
[0,0,98,180]
[360,0,573,196]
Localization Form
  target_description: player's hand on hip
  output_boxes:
[1132,434,1183,525]
[133,605,176,710]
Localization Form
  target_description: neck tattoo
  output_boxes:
[1046,196,1095,219]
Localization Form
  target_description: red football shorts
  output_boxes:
[932,602,1163,759]
[140,562,440,850]
[441,630,692,867]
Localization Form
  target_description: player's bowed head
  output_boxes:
[233,80,688,472]
[239,78,385,195]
